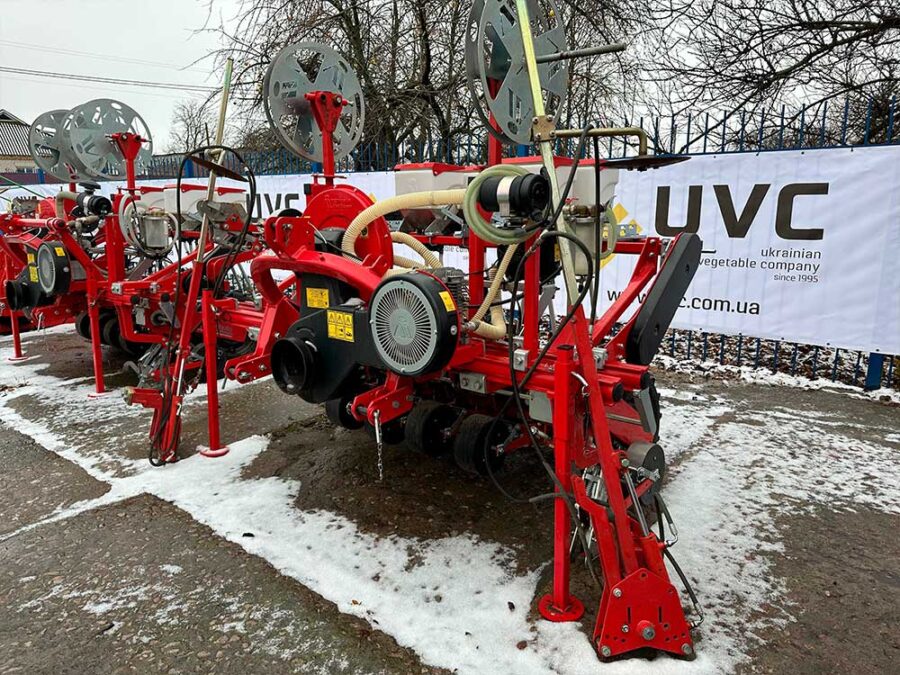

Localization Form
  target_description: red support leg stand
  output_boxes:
[199,290,228,458]
[86,301,107,397]
[539,344,585,622]
[7,309,27,361]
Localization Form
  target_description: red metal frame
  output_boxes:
[1,80,698,665]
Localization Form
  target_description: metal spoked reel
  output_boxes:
[68,99,153,179]
[263,42,365,163]
[28,109,92,182]
[465,0,569,145]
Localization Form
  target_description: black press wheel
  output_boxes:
[99,312,121,349]
[405,401,458,456]
[325,397,364,430]
[453,414,507,476]
[75,311,92,340]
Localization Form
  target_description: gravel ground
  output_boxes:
[0,327,897,673]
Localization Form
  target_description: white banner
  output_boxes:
[605,146,900,354]
[1,172,397,219]
[4,147,898,353]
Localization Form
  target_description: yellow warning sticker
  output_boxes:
[54,246,65,257]
[26,253,35,264]
[326,310,354,342]
[306,287,329,308]
[28,265,38,282]
[438,290,456,312]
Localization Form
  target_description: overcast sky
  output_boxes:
[0,0,240,151]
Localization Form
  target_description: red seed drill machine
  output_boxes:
[1,99,158,365]
[1,91,257,417]
[128,0,704,661]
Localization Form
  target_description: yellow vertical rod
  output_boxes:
[514,0,579,302]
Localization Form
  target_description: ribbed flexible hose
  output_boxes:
[461,164,533,246]
[390,231,442,268]
[471,244,517,323]
[467,244,519,339]
[54,191,78,219]
[342,189,466,258]
[337,174,541,340]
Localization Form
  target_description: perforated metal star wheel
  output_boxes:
[465,0,569,145]
[263,42,365,163]
[67,99,153,179]
[28,109,91,182]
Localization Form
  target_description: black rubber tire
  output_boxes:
[325,397,364,430]
[452,414,507,475]
[74,312,92,340]
[405,401,458,456]
[99,312,119,347]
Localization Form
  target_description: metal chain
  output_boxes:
[373,409,384,482]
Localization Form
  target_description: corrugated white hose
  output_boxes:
[467,244,518,339]
[54,191,79,219]
[339,184,523,340]
[390,231,442,269]
[342,189,466,259]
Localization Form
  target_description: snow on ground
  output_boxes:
[1,333,898,674]
[656,354,900,405]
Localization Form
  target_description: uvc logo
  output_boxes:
[654,183,828,240]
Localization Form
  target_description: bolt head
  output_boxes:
[600,645,611,658]
[621,624,629,633]
[681,643,693,656]
[642,626,656,641]
[612,588,622,598]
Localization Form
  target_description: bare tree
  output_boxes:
[194,0,898,159]
[200,0,652,159]
[643,0,900,138]
[166,99,217,153]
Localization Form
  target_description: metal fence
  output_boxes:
[14,97,895,391]
[148,95,899,177]
[664,331,896,392]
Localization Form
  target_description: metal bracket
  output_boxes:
[531,115,556,143]
[528,390,552,423]
[459,372,487,394]
[513,348,529,372]
[197,200,248,224]
[633,387,658,437]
